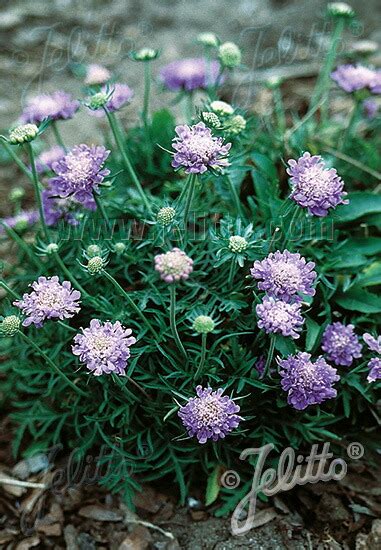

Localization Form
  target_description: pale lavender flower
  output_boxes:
[172,122,231,174]
[48,144,110,207]
[321,322,362,366]
[331,64,376,93]
[21,91,79,124]
[0,210,39,233]
[367,358,381,383]
[72,319,136,376]
[370,71,381,94]
[363,333,381,354]
[363,99,378,119]
[85,64,111,85]
[178,386,242,444]
[256,297,304,339]
[279,352,339,410]
[154,247,193,283]
[42,186,94,226]
[90,83,134,117]
[160,58,221,91]
[35,146,65,173]
[14,276,81,327]
[287,152,348,217]
[250,250,316,303]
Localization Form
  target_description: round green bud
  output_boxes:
[157,207,176,226]
[197,32,219,48]
[87,256,104,275]
[9,187,25,202]
[210,100,234,116]
[327,2,355,17]
[229,235,248,253]
[46,243,59,255]
[86,244,102,258]
[193,315,215,334]
[0,315,21,336]
[87,92,109,110]
[9,124,38,145]
[13,219,29,232]
[114,242,126,254]
[218,42,242,68]
[226,114,247,136]
[132,48,159,61]
[265,75,283,89]
[202,112,221,128]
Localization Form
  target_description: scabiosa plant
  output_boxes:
[286,152,348,217]
[14,276,81,327]
[72,319,136,376]
[171,122,231,174]
[178,386,242,444]
[321,322,362,366]
[85,64,111,86]
[279,352,340,410]
[160,58,221,91]
[367,358,381,383]
[90,83,134,116]
[35,146,65,173]
[331,64,376,93]
[251,250,317,303]
[363,333,381,354]
[256,297,304,339]
[154,248,193,283]
[42,187,90,226]
[48,144,110,207]
[21,91,79,123]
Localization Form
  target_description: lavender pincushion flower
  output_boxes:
[178,386,242,444]
[49,144,110,207]
[90,83,134,117]
[14,276,81,327]
[35,146,65,173]
[160,58,221,91]
[251,249,316,303]
[172,122,231,174]
[331,64,376,93]
[279,352,339,410]
[21,91,79,123]
[367,358,381,383]
[43,186,94,226]
[72,319,136,376]
[363,333,381,354]
[85,64,111,86]
[370,71,381,94]
[0,210,39,233]
[256,297,304,339]
[287,152,348,217]
[321,322,362,366]
[154,248,193,283]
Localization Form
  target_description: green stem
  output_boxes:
[169,284,187,358]
[142,62,151,128]
[228,260,236,286]
[51,121,67,151]
[194,332,207,380]
[184,92,194,123]
[53,251,90,298]
[27,143,49,241]
[317,142,381,181]
[0,139,33,182]
[19,331,87,397]
[103,270,159,339]
[0,280,21,301]
[226,176,243,218]
[265,335,276,376]
[182,173,197,228]
[104,110,152,216]
[0,221,44,270]
[272,86,286,135]
[340,99,361,151]
[93,192,111,230]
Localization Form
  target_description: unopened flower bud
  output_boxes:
[225,114,247,136]
[229,235,248,253]
[86,92,109,110]
[210,100,234,116]
[86,244,102,258]
[202,112,221,128]
[132,48,159,61]
[46,243,59,255]
[157,207,176,226]
[193,315,215,334]
[114,242,126,254]
[327,2,355,18]
[9,124,38,145]
[197,33,219,48]
[218,42,242,68]
[9,187,25,202]
[0,315,21,336]
[87,256,104,274]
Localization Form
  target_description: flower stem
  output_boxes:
[93,192,111,230]
[103,270,159,339]
[340,98,361,151]
[142,61,151,129]
[272,86,286,134]
[169,284,187,358]
[194,332,207,380]
[51,121,67,151]
[182,173,197,228]
[0,221,44,270]
[27,143,49,241]
[226,175,243,218]
[0,139,33,182]
[19,331,87,397]
[104,110,153,216]
[265,335,276,375]
[0,279,21,301]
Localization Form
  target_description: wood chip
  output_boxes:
[78,505,124,522]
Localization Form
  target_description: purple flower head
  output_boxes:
[160,58,221,91]
[363,333,381,354]
[90,83,134,117]
[256,296,304,339]
[287,152,348,217]
[363,99,378,119]
[85,64,111,86]
[367,358,381,383]
[370,71,381,94]
[42,186,94,226]
[48,144,110,207]
[0,210,39,233]
[154,247,193,283]
[35,146,65,174]
[322,322,362,366]
[178,386,242,444]
[14,276,81,327]
[172,122,231,174]
[255,355,266,378]
[331,64,376,93]
[21,91,79,124]
[279,352,339,410]
[250,250,316,303]
[72,319,136,376]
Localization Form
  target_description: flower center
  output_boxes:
[38,288,66,310]
[194,397,224,427]
[186,135,216,160]
[271,262,301,290]
[66,152,94,184]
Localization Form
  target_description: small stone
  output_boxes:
[118,525,152,550]
[78,505,123,522]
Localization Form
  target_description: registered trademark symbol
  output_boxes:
[347,442,364,460]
